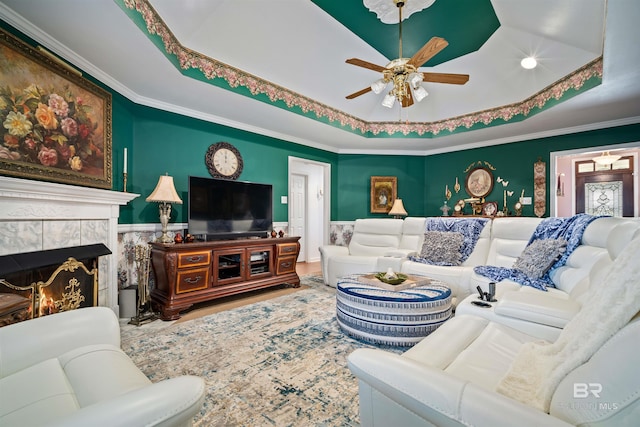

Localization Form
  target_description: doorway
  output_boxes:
[288,157,331,263]
[575,156,634,216]
[551,142,640,217]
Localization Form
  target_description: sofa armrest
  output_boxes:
[48,376,205,427]
[494,291,580,328]
[318,245,350,282]
[318,244,349,259]
[0,307,120,376]
[348,348,572,427]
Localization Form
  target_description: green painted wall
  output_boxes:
[337,154,426,219]
[422,124,640,218]
[121,105,337,224]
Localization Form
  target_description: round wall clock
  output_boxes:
[205,142,243,180]
[465,166,494,199]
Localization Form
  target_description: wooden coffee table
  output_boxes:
[336,273,452,347]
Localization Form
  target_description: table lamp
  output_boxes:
[146,173,182,243]
[388,198,408,219]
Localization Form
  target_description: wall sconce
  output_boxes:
[146,174,182,243]
[388,198,408,219]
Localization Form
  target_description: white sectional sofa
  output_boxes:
[458,216,640,341]
[320,215,640,336]
[320,217,542,296]
[347,227,640,427]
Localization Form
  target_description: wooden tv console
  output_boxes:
[150,236,300,320]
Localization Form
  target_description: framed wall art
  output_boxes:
[465,166,494,199]
[0,29,112,189]
[370,176,397,213]
[481,201,498,217]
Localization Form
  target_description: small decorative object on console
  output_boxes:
[482,201,498,217]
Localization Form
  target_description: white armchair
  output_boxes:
[0,307,205,427]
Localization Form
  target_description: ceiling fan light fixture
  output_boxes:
[371,78,388,94]
[382,92,396,108]
[413,86,428,102]
[408,72,423,88]
[521,56,537,69]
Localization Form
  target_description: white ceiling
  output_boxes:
[1,0,638,155]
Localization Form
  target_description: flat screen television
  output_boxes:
[188,176,273,240]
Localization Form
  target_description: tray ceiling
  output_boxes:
[0,0,638,154]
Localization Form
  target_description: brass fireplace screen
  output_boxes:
[1,257,97,318]
[0,244,110,323]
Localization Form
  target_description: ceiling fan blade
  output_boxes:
[346,86,373,99]
[401,84,414,108]
[422,72,469,85]
[346,58,387,73]
[407,37,449,68]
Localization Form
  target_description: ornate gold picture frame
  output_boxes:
[370,176,397,213]
[0,29,112,189]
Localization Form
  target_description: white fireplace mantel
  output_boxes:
[0,175,138,313]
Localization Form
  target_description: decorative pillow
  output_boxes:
[513,238,568,279]
[417,231,464,266]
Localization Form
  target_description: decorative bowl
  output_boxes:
[374,272,408,285]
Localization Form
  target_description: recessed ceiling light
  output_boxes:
[521,57,537,69]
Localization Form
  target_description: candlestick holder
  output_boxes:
[123,172,128,192]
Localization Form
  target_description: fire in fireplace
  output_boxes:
[0,244,111,325]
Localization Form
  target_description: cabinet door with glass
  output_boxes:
[246,246,273,280]
[213,246,273,286]
[213,248,244,286]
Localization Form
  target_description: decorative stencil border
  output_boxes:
[119,0,603,139]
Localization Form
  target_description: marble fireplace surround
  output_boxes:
[0,176,138,314]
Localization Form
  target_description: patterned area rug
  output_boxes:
[120,275,402,426]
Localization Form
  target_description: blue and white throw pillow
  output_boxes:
[512,238,568,279]
[416,231,465,266]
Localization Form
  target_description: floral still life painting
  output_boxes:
[0,29,112,189]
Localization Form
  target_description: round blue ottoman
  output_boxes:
[336,274,452,346]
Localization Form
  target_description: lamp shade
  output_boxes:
[388,198,408,217]
[146,174,183,204]
[593,151,621,166]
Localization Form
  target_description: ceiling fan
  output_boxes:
[345,0,469,108]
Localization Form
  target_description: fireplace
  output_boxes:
[0,244,111,325]
[0,176,138,316]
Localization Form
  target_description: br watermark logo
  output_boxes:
[573,383,602,398]
[562,383,619,411]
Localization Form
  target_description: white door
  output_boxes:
[290,174,307,262]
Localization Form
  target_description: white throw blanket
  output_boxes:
[496,235,640,412]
